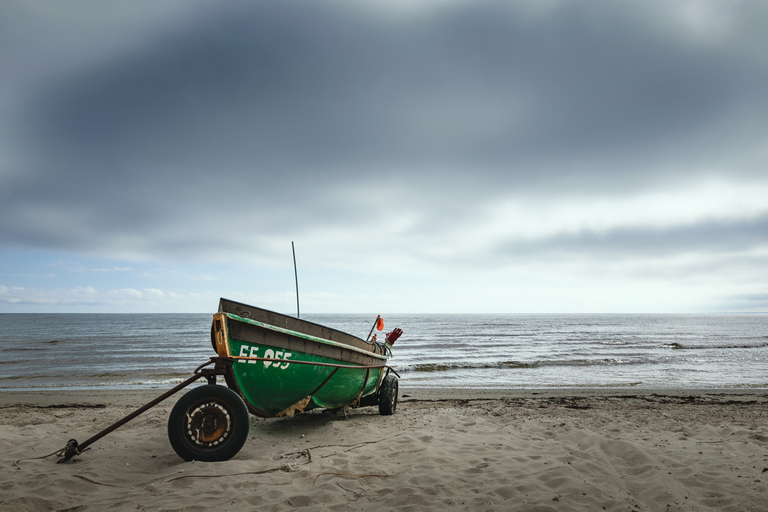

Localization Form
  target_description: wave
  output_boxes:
[664,342,768,350]
[0,377,201,391]
[398,358,646,372]
[0,371,195,382]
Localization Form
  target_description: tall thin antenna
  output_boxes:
[292,241,300,318]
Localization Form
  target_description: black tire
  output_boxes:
[167,385,249,462]
[378,374,398,416]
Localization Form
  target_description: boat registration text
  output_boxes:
[237,345,292,369]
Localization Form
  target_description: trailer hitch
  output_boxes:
[55,359,226,463]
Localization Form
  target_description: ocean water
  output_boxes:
[0,313,766,391]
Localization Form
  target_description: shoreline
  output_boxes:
[1,386,765,407]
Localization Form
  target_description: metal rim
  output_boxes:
[185,400,233,448]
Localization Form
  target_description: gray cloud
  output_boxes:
[2,0,768,272]
[720,293,768,312]
[495,214,768,261]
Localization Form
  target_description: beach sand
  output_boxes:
[1,388,766,511]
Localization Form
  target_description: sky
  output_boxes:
[1,0,767,314]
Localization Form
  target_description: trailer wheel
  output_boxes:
[378,375,398,416]
[168,385,249,462]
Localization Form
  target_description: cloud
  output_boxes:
[2,0,768,312]
[720,293,768,312]
[12,1,768,188]
[0,284,204,308]
[0,285,98,305]
[10,273,57,279]
[492,215,768,262]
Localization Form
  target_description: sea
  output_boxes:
[1,313,766,391]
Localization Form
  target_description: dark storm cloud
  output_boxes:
[17,1,768,174]
[2,0,768,260]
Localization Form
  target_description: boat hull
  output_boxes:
[212,307,389,417]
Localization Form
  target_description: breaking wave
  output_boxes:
[664,342,768,350]
[398,358,646,373]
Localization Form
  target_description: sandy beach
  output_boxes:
[1,388,766,511]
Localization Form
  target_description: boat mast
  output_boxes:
[292,241,300,319]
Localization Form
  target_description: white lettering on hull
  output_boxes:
[237,345,292,369]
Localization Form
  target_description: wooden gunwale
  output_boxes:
[227,314,389,358]
[214,313,389,366]
[218,298,377,353]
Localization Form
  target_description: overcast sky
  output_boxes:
[1,0,767,313]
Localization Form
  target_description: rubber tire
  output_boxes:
[168,385,249,462]
[378,374,398,416]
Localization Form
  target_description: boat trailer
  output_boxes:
[55,356,399,463]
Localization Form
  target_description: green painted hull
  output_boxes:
[212,302,390,417]
[229,331,384,414]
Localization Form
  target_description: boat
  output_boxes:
[166,298,402,462]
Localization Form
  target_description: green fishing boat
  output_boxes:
[55,298,401,464]
[166,298,402,462]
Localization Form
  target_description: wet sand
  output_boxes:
[1,388,766,511]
